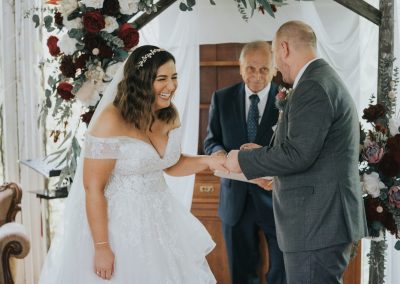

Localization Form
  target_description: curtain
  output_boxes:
[1,1,47,283]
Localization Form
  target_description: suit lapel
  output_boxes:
[256,83,278,141]
[237,83,248,140]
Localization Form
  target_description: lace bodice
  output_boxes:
[83,127,182,196]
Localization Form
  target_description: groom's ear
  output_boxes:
[281,41,290,58]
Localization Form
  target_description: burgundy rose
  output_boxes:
[388,185,400,208]
[387,134,400,152]
[47,36,60,56]
[75,53,90,69]
[364,196,397,236]
[54,12,63,27]
[83,11,105,34]
[118,23,139,50]
[83,33,103,52]
[378,153,400,177]
[362,104,386,123]
[99,44,113,58]
[60,55,76,78]
[362,141,384,164]
[81,109,95,126]
[57,82,74,101]
[103,0,120,16]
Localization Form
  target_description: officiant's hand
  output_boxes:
[251,178,274,191]
[240,143,262,150]
[224,150,242,173]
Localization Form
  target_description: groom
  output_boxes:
[225,21,368,283]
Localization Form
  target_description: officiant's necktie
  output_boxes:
[247,94,260,142]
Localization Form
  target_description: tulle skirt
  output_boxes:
[39,183,216,284]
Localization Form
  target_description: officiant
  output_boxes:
[204,41,285,284]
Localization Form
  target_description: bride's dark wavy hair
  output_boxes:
[113,45,178,130]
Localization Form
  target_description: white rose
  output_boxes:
[389,117,400,135]
[62,17,83,30]
[105,62,123,78]
[75,80,101,107]
[81,0,104,9]
[388,90,396,99]
[119,0,139,15]
[58,0,79,17]
[85,63,105,83]
[362,172,384,198]
[102,16,119,33]
[57,34,78,55]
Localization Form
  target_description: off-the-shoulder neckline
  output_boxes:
[86,127,181,159]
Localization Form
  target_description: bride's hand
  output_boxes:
[94,245,115,280]
[207,155,229,173]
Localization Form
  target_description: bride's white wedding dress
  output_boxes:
[40,127,216,284]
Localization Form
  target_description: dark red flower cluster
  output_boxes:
[47,36,60,56]
[364,196,398,237]
[83,11,105,33]
[118,23,139,50]
[103,0,120,16]
[362,104,387,123]
[60,55,76,78]
[81,109,95,126]
[57,82,74,101]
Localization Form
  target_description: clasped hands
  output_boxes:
[208,143,272,191]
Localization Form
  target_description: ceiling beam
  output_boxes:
[132,0,178,30]
[334,0,381,25]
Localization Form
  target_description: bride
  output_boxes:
[39,45,226,283]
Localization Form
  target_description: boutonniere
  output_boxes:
[275,87,293,111]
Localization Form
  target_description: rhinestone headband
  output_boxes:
[136,48,164,69]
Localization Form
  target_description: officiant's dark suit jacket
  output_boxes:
[204,82,279,226]
[238,59,368,253]
[204,82,285,284]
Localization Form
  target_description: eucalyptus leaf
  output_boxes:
[114,49,129,61]
[187,0,196,7]
[68,28,84,40]
[67,8,81,21]
[32,14,40,28]
[179,2,188,11]
[248,0,256,10]
[58,131,72,149]
[209,0,216,5]
[44,15,53,30]
[257,0,275,18]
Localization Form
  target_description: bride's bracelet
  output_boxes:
[94,241,108,247]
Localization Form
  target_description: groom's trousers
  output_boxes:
[283,242,352,284]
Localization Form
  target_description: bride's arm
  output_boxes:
[164,154,228,176]
[83,158,116,280]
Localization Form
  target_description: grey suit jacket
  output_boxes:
[238,59,368,252]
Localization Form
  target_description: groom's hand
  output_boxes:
[224,150,242,173]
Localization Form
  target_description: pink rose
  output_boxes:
[388,186,400,208]
[363,141,384,163]
[276,91,286,101]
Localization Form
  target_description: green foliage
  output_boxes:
[368,238,387,284]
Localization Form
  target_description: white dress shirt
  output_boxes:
[245,83,270,124]
[293,58,320,89]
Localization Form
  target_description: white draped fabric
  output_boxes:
[139,0,399,283]
[0,1,47,284]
